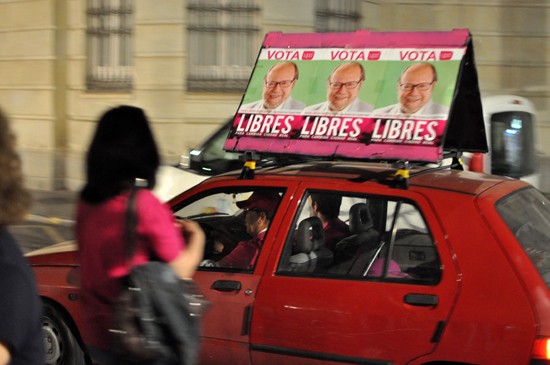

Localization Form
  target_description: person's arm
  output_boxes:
[169,220,206,278]
[217,243,247,268]
[0,341,10,365]
[136,191,205,278]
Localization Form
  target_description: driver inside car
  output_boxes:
[201,191,280,269]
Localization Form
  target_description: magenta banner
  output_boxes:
[224,29,484,162]
[226,113,446,160]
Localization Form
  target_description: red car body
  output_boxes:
[28,161,550,365]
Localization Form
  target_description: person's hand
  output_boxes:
[213,240,224,254]
[177,219,205,246]
[0,342,10,365]
[170,220,206,278]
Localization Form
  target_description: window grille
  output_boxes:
[315,0,361,33]
[187,0,259,92]
[86,0,133,91]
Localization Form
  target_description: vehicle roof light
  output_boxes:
[532,337,550,360]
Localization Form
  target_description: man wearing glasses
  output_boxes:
[240,61,305,112]
[374,62,449,117]
[303,62,373,115]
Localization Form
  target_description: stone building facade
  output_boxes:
[0,0,548,191]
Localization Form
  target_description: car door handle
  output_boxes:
[212,280,242,292]
[404,293,438,307]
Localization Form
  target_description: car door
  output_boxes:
[250,182,460,365]
[171,181,299,365]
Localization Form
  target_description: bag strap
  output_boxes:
[124,187,139,263]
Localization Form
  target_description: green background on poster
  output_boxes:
[241,59,461,110]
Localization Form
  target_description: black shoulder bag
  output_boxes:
[109,188,210,364]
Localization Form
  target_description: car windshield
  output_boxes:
[174,190,252,219]
[496,188,550,287]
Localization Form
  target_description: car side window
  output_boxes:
[172,188,284,272]
[277,190,441,284]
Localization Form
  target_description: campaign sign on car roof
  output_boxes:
[224,29,487,162]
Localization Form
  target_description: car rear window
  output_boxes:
[496,188,550,287]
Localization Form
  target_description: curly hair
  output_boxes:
[0,107,31,226]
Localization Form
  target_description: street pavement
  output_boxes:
[9,189,77,254]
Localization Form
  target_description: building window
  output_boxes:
[315,0,361,33]
[86,0,133,91]
[187,0,259,92]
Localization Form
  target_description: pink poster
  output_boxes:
[225,29,474,162]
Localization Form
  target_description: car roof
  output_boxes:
[211,159,523,196]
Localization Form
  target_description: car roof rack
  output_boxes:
[238,151,261,180]
[385,151,465,189]
[238,151,327,180]
[237,150,466,189]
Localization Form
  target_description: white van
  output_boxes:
[465,94,540,189]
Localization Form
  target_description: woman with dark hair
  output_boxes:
[77,106,205,364]
[0,107,44,364]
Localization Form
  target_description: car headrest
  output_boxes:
[294,216,325,254]
[349,203,374,234]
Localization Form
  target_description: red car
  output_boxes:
[28,160,550,365]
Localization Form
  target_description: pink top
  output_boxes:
[368,258,408,278]
[77,189,185,350]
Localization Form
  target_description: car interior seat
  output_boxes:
[330,203,380,275]
[288,216,333,273]
[391,229,440,281]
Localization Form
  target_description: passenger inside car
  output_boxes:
[367,258,408,278]
[278,190,442,283]
[365,242,408,278]
[332,202,379,271]
[286,216,334,272]
[309,193,350,251]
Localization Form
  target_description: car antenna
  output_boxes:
[239,151,261,180]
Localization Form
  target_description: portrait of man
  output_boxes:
[239,61,305,112]
[303,62,373,115]
[373,62,449,117]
